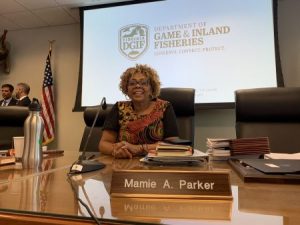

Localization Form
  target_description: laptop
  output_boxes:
[240,159,300,174]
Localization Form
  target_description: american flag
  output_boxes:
[41,51,55,144]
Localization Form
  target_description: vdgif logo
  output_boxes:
[119,24,149,60]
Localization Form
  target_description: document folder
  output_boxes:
[239,159,300,174]
[228,158,300,184]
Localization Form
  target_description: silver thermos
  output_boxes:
[22,98,44,170]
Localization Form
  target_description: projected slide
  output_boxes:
[82,0,276,106]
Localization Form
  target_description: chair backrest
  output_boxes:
[235,87,300,153]
[0,106,29,150]
[159,87,195,146]
[79,105,112,152]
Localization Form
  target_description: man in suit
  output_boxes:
[16,82,31,106]
[0,83,17,106]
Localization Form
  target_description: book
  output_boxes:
[164,138,192,146]
[157,149,193,157]
[207,137,272,160]
[206,138,231,161]
[156,143,192,150]
[0,156,16,166]
[206,138,231,148]
[229,137,270,156]
[155,143,193,157]
[211,149,231,156]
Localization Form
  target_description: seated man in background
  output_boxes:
[99,64,179,159]
[16,82,31,106]
[0,83,17,106]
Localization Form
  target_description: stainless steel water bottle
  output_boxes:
[22,98,44,170]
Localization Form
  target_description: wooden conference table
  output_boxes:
[0,151,299,225]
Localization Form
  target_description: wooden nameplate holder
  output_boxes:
[111,170,232,200]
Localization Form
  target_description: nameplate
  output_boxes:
[110,170,232,200]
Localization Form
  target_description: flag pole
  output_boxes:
[42,40,56,145]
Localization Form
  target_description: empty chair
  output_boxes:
[159,87,195,146]
[235,87,300,153]
[0,106,29,150]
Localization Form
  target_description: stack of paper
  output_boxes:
[142,149,208,165]
[206,138,231,160]
[264,152,300,159]
[230,137,270,156]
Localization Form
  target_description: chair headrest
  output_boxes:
[0,106,29,126]
[235,87,300,122]
[83,105,112,127]
[159,88,195,116]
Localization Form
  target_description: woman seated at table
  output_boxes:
[99,64,179,159]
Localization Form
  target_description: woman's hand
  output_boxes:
[112,142,133,159]
[121,141,146,156]
[111,141,160,158]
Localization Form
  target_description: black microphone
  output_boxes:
[70,97,106,174]
[101,97,107,110]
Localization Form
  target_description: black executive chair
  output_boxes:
[79,88,196,152]
[159,87,195,147]
[0,106,29,150]
[79,105,112,152]
[235,87,300,153]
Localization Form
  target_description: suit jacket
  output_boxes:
[17,96,31,106]
[0,98,18,106]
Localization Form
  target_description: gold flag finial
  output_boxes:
[48,40,55,52]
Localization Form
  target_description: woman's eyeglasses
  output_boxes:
[128,80,149,87]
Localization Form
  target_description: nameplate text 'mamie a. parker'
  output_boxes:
[110,170,232,200]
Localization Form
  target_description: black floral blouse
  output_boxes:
[103,98,178,144]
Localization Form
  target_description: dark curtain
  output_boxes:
[273,0,284,87]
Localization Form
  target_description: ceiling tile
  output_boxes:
[2,11,47,29]
[0,0,126,31]
[0,0,25,14]
[63,7,80,22]
[0,15,22,30]
[33,7,77,26]
[15,0,58,10]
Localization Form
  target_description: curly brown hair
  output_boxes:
[119,64,161,98]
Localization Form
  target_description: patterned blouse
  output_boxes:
[103,98,178,144]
